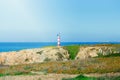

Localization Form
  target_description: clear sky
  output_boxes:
[0,0,120,42]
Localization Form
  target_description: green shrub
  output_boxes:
[0,74,4,77]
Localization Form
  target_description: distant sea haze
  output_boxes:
[0,42,120,52]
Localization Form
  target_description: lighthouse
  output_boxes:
[57,33,61,47]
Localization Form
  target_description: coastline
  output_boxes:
[0,44,120,80]
[0,42,120,52]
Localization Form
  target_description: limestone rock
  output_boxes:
[75,46,119,60]
[0,47,69,65]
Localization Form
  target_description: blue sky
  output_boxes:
[0,0,120,42]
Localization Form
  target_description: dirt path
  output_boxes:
[1,73,120,80]
[0,74,78,80]
[84,72,120,77]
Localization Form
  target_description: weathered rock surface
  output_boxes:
[75,46,120,60]
[0,47,69,65]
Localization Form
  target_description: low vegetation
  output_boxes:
[62,75,96,80]
[63,75,120,80]
[0,56,120,77]
[64,45,80,60]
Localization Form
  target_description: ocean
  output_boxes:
[0,42,120,52]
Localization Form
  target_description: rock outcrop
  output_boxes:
[75,46,120,60]
[0,47,69,65]
[0,45,120,65]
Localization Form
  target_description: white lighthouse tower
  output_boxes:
[57,33,61,47]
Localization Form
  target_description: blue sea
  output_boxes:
[0,42,120,52]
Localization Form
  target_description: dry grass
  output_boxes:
[0,56,120,76]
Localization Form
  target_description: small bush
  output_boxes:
[0,74,4,77]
